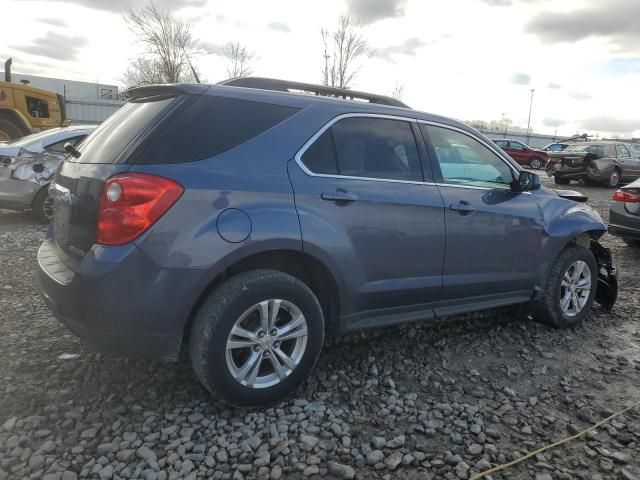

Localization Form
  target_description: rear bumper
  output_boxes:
[36,234,207,362]
[546,164,610,182]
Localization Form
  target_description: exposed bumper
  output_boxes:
[546,163,610,182]
[36,234,207,362]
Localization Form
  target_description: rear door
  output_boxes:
[507,141,528,163]
[420,123,544,315]
[616,144,640,179]
[288,115,445,323]
[50,95,177,269]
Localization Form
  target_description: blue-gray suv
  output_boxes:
[37,78,618,406]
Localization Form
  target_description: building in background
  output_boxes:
[0,72,125,124]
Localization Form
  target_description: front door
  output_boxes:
[420,123,544,316]
[289,115,446,324]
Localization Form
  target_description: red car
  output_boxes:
[493,139,548,169]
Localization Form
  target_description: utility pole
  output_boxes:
[526,88,535,144]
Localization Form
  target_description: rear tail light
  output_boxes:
[612,190,640,203]
[97,173,184,245]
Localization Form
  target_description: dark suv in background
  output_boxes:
[37,79,617,406]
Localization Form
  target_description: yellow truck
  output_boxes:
[0,58,65,141]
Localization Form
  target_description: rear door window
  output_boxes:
[616,144,631,158]
[136,96,300,165]
[300,116,423,182]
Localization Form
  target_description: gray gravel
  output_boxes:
[2,175,640,480]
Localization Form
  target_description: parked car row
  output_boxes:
[493,137,640,189]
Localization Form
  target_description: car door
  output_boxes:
[420,123,544,316]
[616,144,640,179]
[508,141,528,164]
[288,115,446,326]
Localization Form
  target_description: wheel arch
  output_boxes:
[182,249,342,347]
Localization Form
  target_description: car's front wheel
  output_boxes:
[190,269,324,406]
[533,245,597,328]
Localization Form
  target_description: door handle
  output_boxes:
[321,191,358,203]
[450,201,476,214]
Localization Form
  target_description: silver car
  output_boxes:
[0,125,96,221]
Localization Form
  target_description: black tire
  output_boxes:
[190,269,324,407]
[528,157,543,169]
[0,117,25,142]
[622,238,640,248]
[554,176,570,185]
[606,169,621,188]
[31,186,55,223]
[532,245,597,328]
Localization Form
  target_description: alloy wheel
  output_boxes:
[225,299,308,388]
[560,260,592,317]
[529,158,542,169]
[610,171,620,187]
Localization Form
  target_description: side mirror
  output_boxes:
[64,142,81,159]
[512,170,541,192]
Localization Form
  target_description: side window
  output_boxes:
[300,130,338,175]
[26,96,50,118]
[299,117,423,182]
[494,140,508,148]
[604,144,616,157]
[45,135,86,154]
[616,144,631,158]
[137,96,300,164]
[423,124,514,188]
[331,117,422,181]
[509,141,526,151]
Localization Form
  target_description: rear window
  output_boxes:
[134,96,300,165]
[72,96,173,164]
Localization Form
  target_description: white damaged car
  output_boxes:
[0,125,96,221]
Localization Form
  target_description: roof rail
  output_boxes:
[218,77,409,108]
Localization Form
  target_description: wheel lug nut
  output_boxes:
[273,341,280,349]
[269,328,278,336]
[257,330,266,338]
[252,345,260,352]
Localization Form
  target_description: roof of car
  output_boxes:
[124,81,471,133]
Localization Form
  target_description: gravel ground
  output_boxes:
[1,175,640,480]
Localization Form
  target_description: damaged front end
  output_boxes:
[591,240,618,311]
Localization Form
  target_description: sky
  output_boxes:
[3,0,640,138]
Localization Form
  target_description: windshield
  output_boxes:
[564,144,605,155]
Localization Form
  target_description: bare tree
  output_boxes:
[123,2,199,87]
[219,42,255,79]
[391,81,404,100]
[321,14,373,89]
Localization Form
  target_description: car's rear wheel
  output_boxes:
[529,157,543,169]
[554,176,570,185]
[532,245,597,328]
[607,169,621,188]
[189,269,324,406]
[32,186,55,223]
